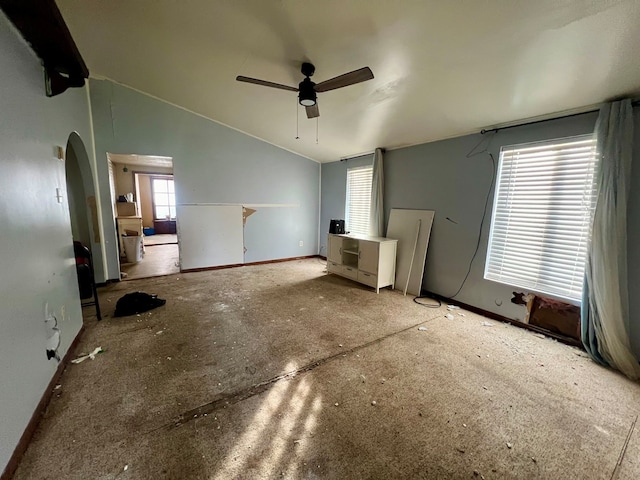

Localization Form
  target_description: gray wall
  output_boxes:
[0,13,93,472]
[321,111,640,358]
[319,154,372,256]
[89,79,320,277]
[66,142,92,247]
[627,109,640,357]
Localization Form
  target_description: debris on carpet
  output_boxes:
[71,347,103,364]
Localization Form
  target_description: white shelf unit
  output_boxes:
[326,234,398,293]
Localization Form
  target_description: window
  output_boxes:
[152,177,176,220]
[346,165,373,235]
[484,135,598,302]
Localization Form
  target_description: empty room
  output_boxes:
[2,1,640,479]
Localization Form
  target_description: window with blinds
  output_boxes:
[152,177,176,220]
[484,135,598,302]
[346,165,373,235]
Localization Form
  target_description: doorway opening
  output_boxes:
[107,153,179,280]
[65,132,103,318]
[64,133,104,277]
[66,137,91,248]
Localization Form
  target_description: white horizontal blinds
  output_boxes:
[346,165,373,235]
[485,135,598,302]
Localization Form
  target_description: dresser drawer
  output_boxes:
[358,270,377,288]
[342,265,358,280]
[327,261,342,274]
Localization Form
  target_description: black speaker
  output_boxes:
[329,219,345,234]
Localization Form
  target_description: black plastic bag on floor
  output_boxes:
[113,292,166,317]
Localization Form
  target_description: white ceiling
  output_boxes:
[108,153,173,168]
[57,0,640,163]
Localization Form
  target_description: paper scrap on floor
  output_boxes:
[71,347,103,364]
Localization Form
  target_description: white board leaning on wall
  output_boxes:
[386,209,435,297]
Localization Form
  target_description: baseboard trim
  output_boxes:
[425,292,583,348]
[181,255,320,274]
[1,324,86,480]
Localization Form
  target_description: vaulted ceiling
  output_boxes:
[57,0,640,162]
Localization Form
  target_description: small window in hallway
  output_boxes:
[152,177,176,220]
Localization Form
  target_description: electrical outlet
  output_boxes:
[299,240,304,247]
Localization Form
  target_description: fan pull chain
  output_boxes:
[295,98,300,140]
[316,117,319,144]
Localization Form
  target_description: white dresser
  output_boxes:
[327,234,397,293]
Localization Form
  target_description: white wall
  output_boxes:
[0,13,94,473]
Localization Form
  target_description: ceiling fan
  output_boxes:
[236,62,374,119]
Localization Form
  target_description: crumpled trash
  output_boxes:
[71,347,103,364]
[445,313,455,320]
[418,326,428,331]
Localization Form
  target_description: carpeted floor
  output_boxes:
[12,259,640,479]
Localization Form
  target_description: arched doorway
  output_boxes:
[66,137,91,247]
[64,132,105,282]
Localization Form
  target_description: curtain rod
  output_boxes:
[339,148,385,162]
[481,99,640,135]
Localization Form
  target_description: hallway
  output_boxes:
[120,243,179,280]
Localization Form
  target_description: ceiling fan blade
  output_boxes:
[236,76,298,92]
[306,104,319,119]
[314,67,374,93]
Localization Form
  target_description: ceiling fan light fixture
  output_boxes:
[236,62,374,119]
[299,96,316,107]
[298,78,317,107]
